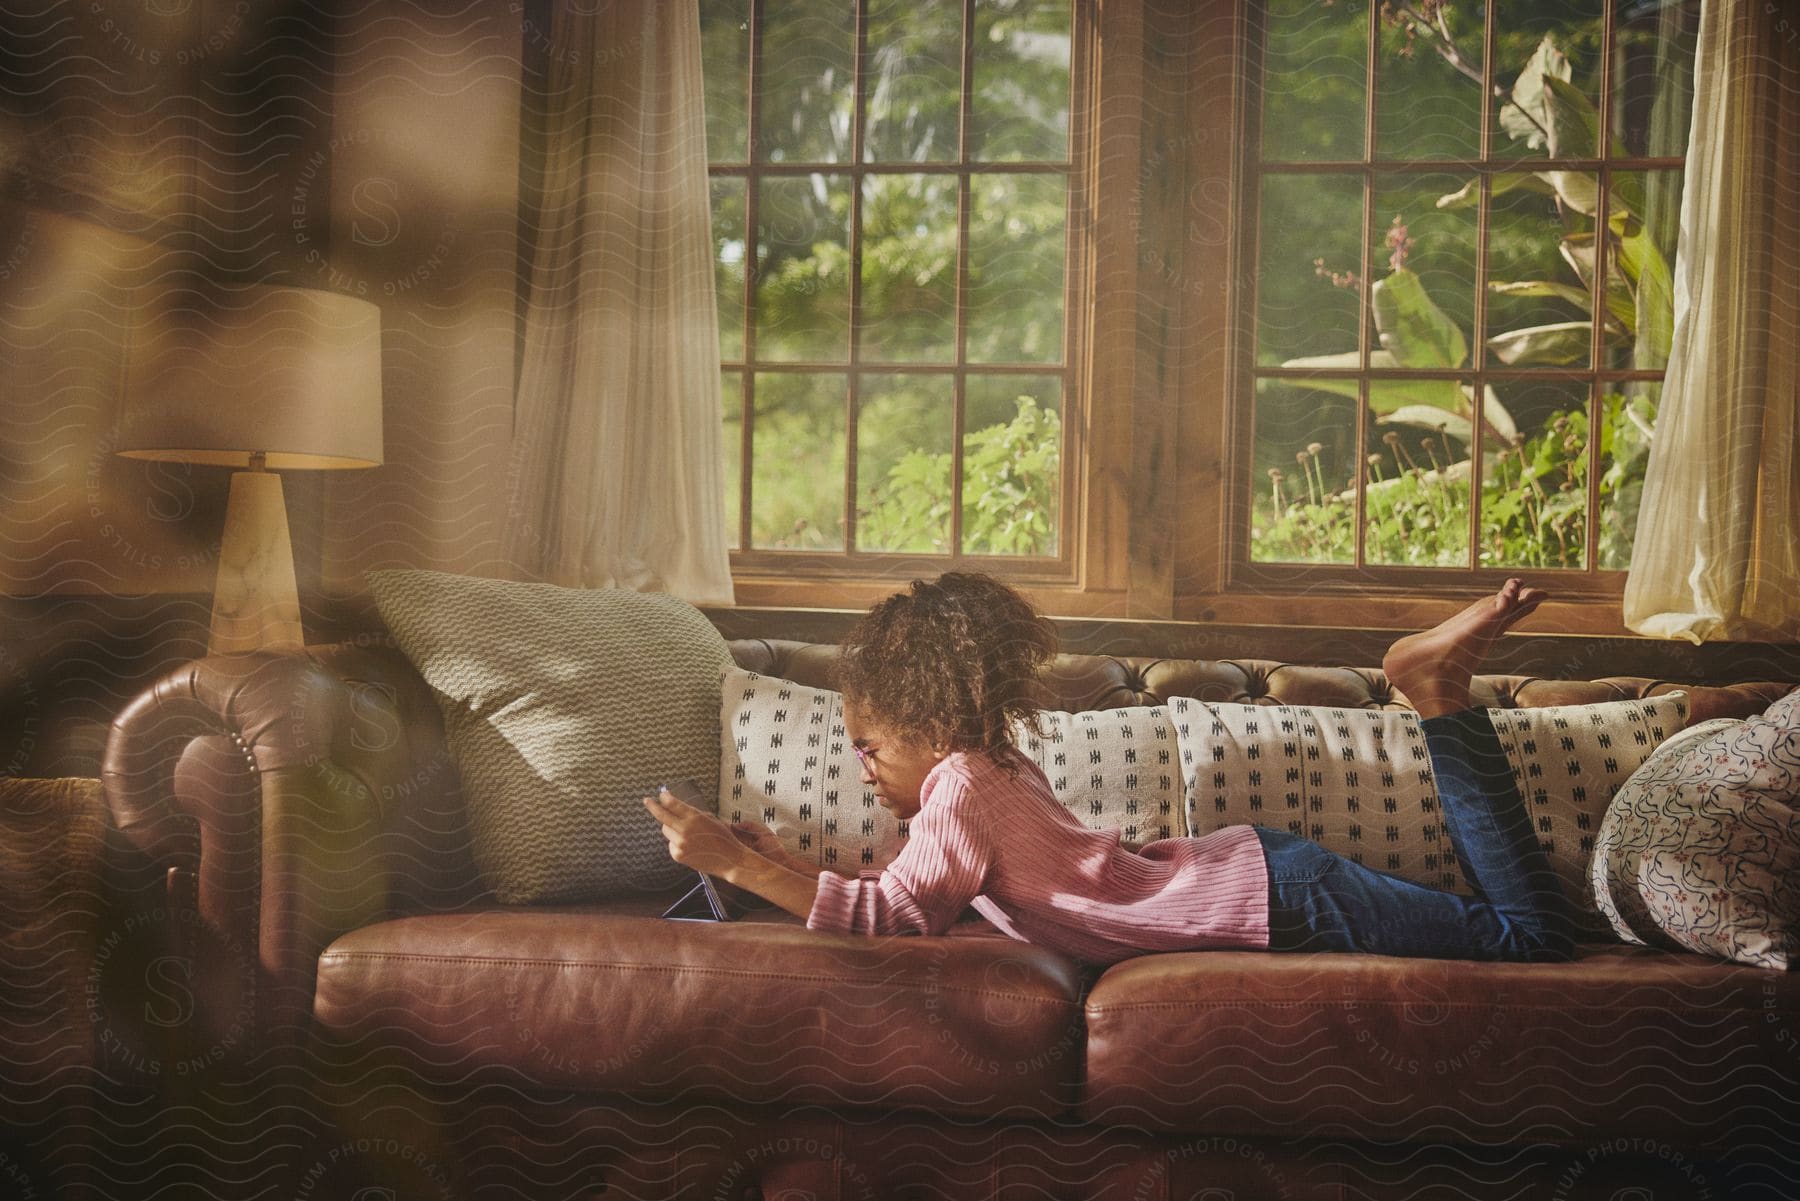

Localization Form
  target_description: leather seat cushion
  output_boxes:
[1080,942,1800,1150]
[313,895,1089,1120]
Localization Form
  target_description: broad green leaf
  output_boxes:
[1618,226,1674,369]
[1371,268,1468,369]
[1280,350,1368,372]
[1436,173,1554,210]
[1540,75,1598,158]
[1604,273,1638,334]
[1476,383,1519,443]
[1487,279,1594,315]
[1487,321,1590,365]
[1560,232,1595,283]
[1440,167,1614,220]
[1272,354,1361,404]
[1539,170,1599,216]
[1369,376,1478,413]
[1277,370,1516,444]
[1379,406,1473,443]
[1278,351,1467,412]
[1609,173,1646,224]
[1498,35,1571,151]
[1560,233,1637,333]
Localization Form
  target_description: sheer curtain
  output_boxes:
[502,0,735,605]
[1623,0,1799,642]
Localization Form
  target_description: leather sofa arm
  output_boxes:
[100,646,434,1049]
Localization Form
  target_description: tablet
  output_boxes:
[655,779,741,922]
[661,869,740,922]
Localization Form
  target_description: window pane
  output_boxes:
[752,372,846,549]
[966,174,1065,363]
[1370,173,1476,371]
[971,0,1071,162]
[722,370,743,549]
[1611,0,1699,157]
[1376,0,1485,160]
[712,178,746,362]
[1366,384,1471,567]
[1605,170,1681,373]
[1492,1,1605,160]
[963,375,1060,556]
[855,373,954,553]
[861,174,958,362]
[1484,171,1594,370]
[1251,381,1355,564]
[1257,172,1363,367]
[1599,380,1656,570]
[759,1,855,163]
[701,0,751,163]
[1479,379,1589,570]
[756,174,850,361]
[866,0,962,163]
[1259,0,1367,163]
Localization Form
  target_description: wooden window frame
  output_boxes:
[724,0,1662,636]
[721,0,1107,610]
[1238,0,1670,597]
[1200,0,1680,632]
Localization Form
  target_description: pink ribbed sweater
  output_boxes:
[805,750,1271,966]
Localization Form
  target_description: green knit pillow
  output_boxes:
[365,569,733,903]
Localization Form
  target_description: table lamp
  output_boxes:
[115,285,383,655]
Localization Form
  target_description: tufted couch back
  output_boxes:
[119,637,1794,923]
[727,638,1792,723]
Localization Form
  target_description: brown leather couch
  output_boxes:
[100,638,1800,1200]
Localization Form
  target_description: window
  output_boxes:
[700,0,1085,581]
[1241,0,1698,588]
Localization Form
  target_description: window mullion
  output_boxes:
[950,0,976,560]
[846,0,869,555]
[1470,170,1491,571]
[1468,0,1498,571]
[740,0,765,553]
[1351,0,1379,571]
[1586,0,1619,575]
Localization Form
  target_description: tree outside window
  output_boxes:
[1247,0,1697,578]
[701,0,1079,564]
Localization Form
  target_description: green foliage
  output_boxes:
[1598,388,1657,569]
[1258,20,1681,571]
[702,0,1072,556]
[744,393,1061,556]
[858,396,1062,556]
[1481,408,1588,570]
[1252,392,1651,570]
[959,396,1061,555]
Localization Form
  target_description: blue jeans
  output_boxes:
[1254,707,1578,962]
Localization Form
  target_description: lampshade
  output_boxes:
[115,284,383,469]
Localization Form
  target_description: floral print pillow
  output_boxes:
[1591,690,1800,969]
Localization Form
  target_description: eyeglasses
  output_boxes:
[851,743,880,769]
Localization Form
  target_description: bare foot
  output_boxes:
[1383,578,1548,718]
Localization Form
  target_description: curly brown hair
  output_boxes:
[833,572,1059,767]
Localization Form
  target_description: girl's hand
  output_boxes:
[728,818,786,860]
[642,788,748,877]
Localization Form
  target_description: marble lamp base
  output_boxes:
[209,468,304,655]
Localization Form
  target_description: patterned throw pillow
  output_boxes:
[1590,719,1743,949]
[1174,699,1462,885]
[1592,689,1800,969]
[366,569,734,904]
[719,669,899,873]
[1014,707,1185,846]
[1487,697,1688,940]
[720,670,1186,871]
[1171,694,1690,941]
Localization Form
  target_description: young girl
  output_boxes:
[644,572,1577,966]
